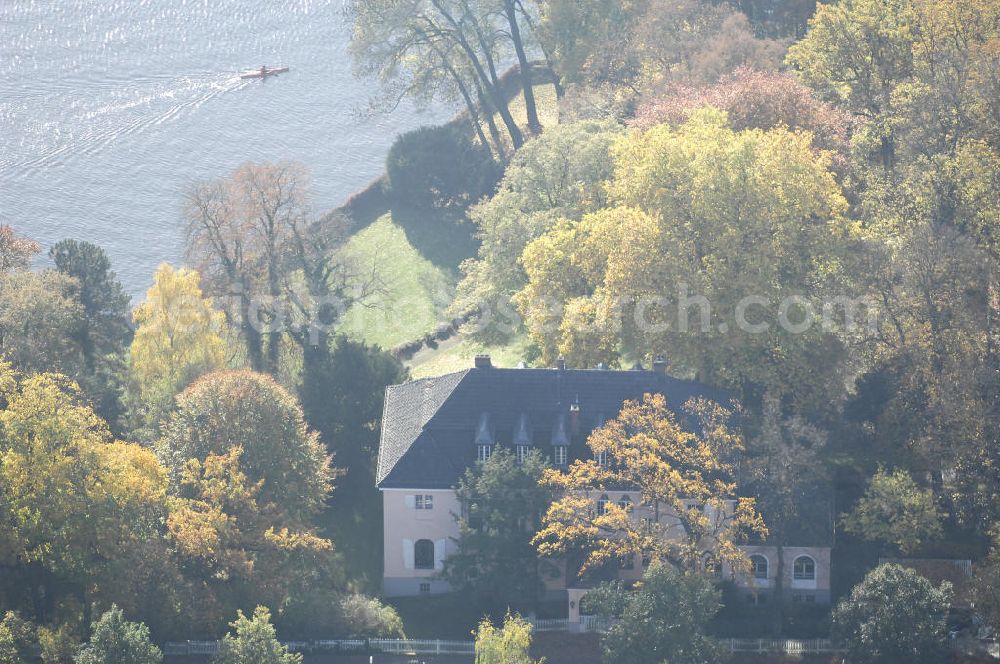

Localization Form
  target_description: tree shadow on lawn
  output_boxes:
[388,201,479,274]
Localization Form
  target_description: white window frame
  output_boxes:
[596,494,609,516]
[793,555,816,581]
[553,445,567,466]
[750,554,769,580]
[415,494,433,510]
[516,444,531,464]
[594,450,608,466]
[477,444,492,462]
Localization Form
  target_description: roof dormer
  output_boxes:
[474,412,494,445]
[514,413,531,446]
[551,412,570,446]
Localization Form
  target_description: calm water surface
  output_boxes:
[1,0,452,297]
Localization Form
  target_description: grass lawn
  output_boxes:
[336,214,458,350]
[387,594,485,639]
[479,83,559,156]
[409,333,533,378]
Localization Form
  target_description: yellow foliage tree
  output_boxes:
[0,363,167,605]
[533,393,766,576]
[130,264,227,426]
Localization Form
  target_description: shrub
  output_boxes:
[74,606,162,664]
[38,624,78,664]
[385,125,499,211]
[337,595,406,638]
[214,607,301,664]
[831,563,952,663]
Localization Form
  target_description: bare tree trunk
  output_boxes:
[503,0,540,134]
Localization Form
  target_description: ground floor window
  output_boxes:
[415,539,435,569]
[419,582,431,594]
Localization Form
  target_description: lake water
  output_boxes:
[1,0,452,298]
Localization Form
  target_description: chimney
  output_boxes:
[652,355,666,375]
[556,357,566,370]
[474,354,492,369]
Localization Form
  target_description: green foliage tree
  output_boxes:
[49,240,131,360]
[0,612,36,664]
[841,468,942,554]
[590,564,725,664]
[213,607,301,664]
[443,447,553,608]
[158,369,333,522]
[831,563,952,664]
[386,125,499,212]
[336,595,406,638]
[972,527,1000,633]
[129,264,227,429]
[348,0,533,154]
[518,109,858,411]
[473,613,540,664]
[49,239,132,433]
[0,270,85,377]
[453,119,624,339]
[74,605,162,664]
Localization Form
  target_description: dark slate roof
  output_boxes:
[376,366,732,490]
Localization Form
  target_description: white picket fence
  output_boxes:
[727,638,844,654]
[163,638,475,656]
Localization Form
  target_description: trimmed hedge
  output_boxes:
[385,124,499,211]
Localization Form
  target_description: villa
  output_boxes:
[375,356,832,617]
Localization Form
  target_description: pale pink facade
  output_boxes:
[381,485,831,604]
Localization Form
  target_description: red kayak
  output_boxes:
[240,66,289,79]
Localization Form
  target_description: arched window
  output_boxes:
[617,495,632,510]
[750,555,768,580]
[414,539,435,570]
[596,494,610,516]
[793,556,815,580]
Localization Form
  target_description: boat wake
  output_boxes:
[0,72,250,178]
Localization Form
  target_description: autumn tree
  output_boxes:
[129,264,227,429]
[165,447,337,636]
[533,393,766,576]
[158,370,333,522]
[443,447,553,609]
[473,613,540,664]
[517,110,860,411]
[0,225,39,274]
[184,162,310,374]
[0,365,167,626]
[632,67,852,164]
